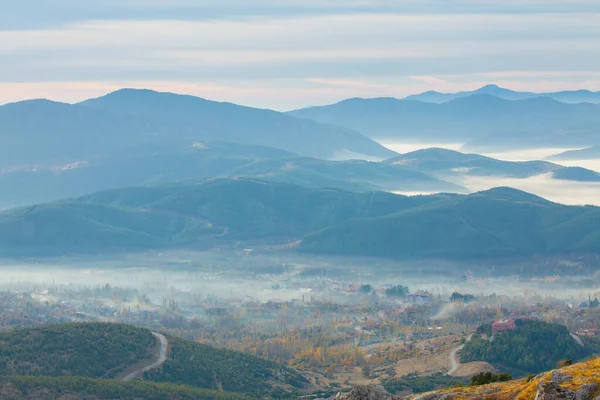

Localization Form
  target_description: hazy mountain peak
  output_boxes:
[473,186,550,204]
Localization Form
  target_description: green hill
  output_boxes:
[145,337,308,397]
[0,376,255,400]
[2,180,600,259]
[0,323,156,378]
[298,187,600,259]
[0,323,307,398]
[461,319,591,374]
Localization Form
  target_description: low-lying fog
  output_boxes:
[381,140,600,206]
[1,251,599,306]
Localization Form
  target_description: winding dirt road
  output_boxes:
[447,334,472,376]
[122,332,168,381]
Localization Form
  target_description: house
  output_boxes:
[577,328,598,337]
[406,292,431,305]
[492,318,516,334]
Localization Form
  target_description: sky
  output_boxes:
[1,1,600,110]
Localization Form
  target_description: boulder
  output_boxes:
[575,383,597,400]
[535,381,575,400]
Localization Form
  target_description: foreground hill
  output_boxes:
[333,356,600,399]
[3,180,600,260]
[0,323,156,378]
[145,336,308,396]
[403,84,600,104]
[0,376,254,400]
[461,320,592,374]
[0,323,305,397]
[289,95,600,150]
[0,140,458,209]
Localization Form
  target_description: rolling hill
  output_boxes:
[385,148,559,178]
[548,145,600,161]
[0,90,395,173]
[289,95,600,150]
[461,319,591,374]
[77,89,396,160]
[385,147,600,183]
[403,84,600,104]
[0,322,305,397]
[0,323,156,378]
[298,187,600,259]
[2,179,600,260]
[0,376,255,400]
[0,141,459,209]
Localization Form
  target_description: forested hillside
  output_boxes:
[3,180,600,259]
[0,323,156,378]
[298,187,600,259]
[0,323,308,398]
[461,319,591,373]
[145,336,308,397]
[0,376,255,400]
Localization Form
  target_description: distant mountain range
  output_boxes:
[403,84,600,104]
[0,89,395,170]
[3,179,600,260]
[386,147,600,182]
[548,145,600,161]
[0,140,460,209]
[289,94,600,150]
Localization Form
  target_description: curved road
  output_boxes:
[122,332,168,381]
[447,334,472,376]
[447,344,465,376]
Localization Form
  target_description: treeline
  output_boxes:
[0,375,255,400]
[145,336,308,397]
[0,322,155,378]
[461,320,590,373]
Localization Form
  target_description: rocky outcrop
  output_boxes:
[534,371,597,400]
[327,385,393,400]
[535,381,575,400]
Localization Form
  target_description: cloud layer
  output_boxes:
[1,2,600,109]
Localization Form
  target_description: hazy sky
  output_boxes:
[2,1,600,110]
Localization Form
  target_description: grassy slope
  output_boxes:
[409,357,600,399]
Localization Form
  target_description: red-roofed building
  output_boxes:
[492,319,516,334]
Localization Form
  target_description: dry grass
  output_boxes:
[411,357,600,400]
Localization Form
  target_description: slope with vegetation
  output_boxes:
[145,336,308,397]
[3,180,600,260]
[460,319,591,374]
[0,323,156,378]
[0,376,255,400]
[298,187,600,259]
[0,322,307,398]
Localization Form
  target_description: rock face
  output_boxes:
[534,371,597,400]
[330,385,392,400]
[535,381,575,400]
[575,384,597,400]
